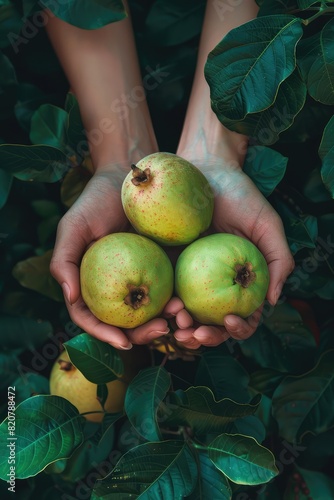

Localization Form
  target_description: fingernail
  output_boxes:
[62,282,72,305]
[193,332,207,341]
[224,319,239,333]
[117,343,133,350]
[274,282,284,304]
[156,329,170,335]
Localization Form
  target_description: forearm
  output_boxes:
[177,0,259,169]
[45,7,158,172]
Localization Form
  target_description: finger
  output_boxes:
[193,325,230,346]
[127,318,170,344]
[224,306,263,340]
[175,308,193,329]
[65,296,132,349]
[163,297,185,317]
[173,327,197,343]
[172,332,202,351]
[50,216,90,305]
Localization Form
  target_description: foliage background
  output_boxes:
[0,0,334,498]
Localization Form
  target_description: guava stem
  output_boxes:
[234,262,256,288]
[124,284,150,310]
[130,164,152,186]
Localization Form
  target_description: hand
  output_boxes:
[165,154,295,350]
[50,165,170,350]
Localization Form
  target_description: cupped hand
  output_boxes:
[50,166,170,349]
[164,154,295,349]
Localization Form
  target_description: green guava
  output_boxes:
[80,232,174,328]
[175,233,270,325]
[121,152,214,245]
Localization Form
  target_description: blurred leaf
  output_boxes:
[257,0,299,15]
[64,92,86,154]
[0,168,12,209]
[163,387,261,435]
[244,146,288,196]
[11,372,50,405]
[12,249,64,302]
[31,199,62,219]
[204,15,303,121]
[0,352,21,394]
[0,50,17,119]
[272,349,334,443]
[186,451,232,500]
[195,351,250,403]
[92,441,197,499]
[296,429,334,470]
[303,168,333,203]
[224,415,266,444]
[208,433,278,485]
[298,0,320,8]
[145,0,205,47]
[125,366,171,441]
[292,467,334,499]
[64,332,124,384]
[0,2,23,50]
[29,104,68,150]
[239,302,317,374]
[0,395,85,479]
[0,313,53,351]
[318,114,334,197]
[0,144,70,182]
[14,83,55,134]
[38,0,126,29]
[297,18,334,105]
[249,368,286,398]
[60,160,93,208]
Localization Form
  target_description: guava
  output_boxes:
[121,152,214,245]
[80,232,174,328]
[49,350,127,423]
[175,233,270,325]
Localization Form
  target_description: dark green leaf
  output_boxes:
[11,372,50,405]
[295,466,334,498]
[249,368,286,398]
[125,366,171,441]
[186,451,232,500]
[0,395,85,479]
[64,92,86,155]
[297,18,334,105]
[0,352,21,394]
[92,440,197,499]
[204,15,303,121]
[0,168,12,209]
[12,249,64,302]
[39,0,126,29]
[0,50,17,119]
[318,114,334,197]
[0,144,70,182]
[14,83,54,134]
[64,332,124,384]
[208,433,278,485]
[244,146,288,196]
[0,313,53,351]
[257,0,298,16]
[298,0,324,10]
[225,415,266,444]
[0,2,23,50]
[29,104,68,150]
[272,349,334,443]
[31,199,62,219]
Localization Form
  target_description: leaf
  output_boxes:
[0,2,23,50]
[92,440,197,499]
[186,451,232,500]
[0,313,53,351]
[0,352,21,395]
[125,366,171,441]
[29,103,69,150]
[297,18,334,105]
[243,146,288,196]
[318,114,334,197]
[64,92,86,155]
[39,0,126,29]
[11,372,50,405]
[208,433,278,485]
[64,332,124,384]
[14,83,53,134]
[249,369,286,398]
[31,199,62,219]
[0,168,12,209]
[297,0,320,8]
[0,51,17,118]
[295,467,334,498]
[222,69,307,145]
[60,158,93,208]
[0,395,85,479]
[204,15,303,121]
[272,349,334,443]
[0,144,70,182]
[163,387,261,435]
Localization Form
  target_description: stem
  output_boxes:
[303,3,334,25]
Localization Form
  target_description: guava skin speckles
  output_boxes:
[121,152,214,246]
[80,233,174,328]
[175,233,270,325]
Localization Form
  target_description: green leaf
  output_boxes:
[222,69,307,145]
[204,15,303,121]
[0,168,12,209]
[64,92,86,155]
[29,104,69,150]
[12,249,64,302]
[39,0,127,29]
[294,467,334,499]
[0,144,70,182]
[125,366,171,441]
[31,199,62,219]
[297,18,334,105]
[64,332,124,384]
[249,368,286,398]
[14,83,54,134]
[10,372,50,405]
[0,352,21,394]
[272,349,334,443]
[163,387,261,435]
[0,313,53,351]
[0,395,85,479]
[297,0,320,8]
[92,440,197,499]
[0,51,17,118]
[186,451,232,500]
[208,433,278,485]
[318,114,334,197]
[0,2,23,50]
[244,146,288,196]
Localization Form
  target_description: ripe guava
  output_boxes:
[49,350,127,422]
[175,233,270,325]
[121,152,214,245]
[80,232,174,328]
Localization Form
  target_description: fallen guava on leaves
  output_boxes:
[121,152,214,245]
[80,232,174,328]
[175,233,270,325]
